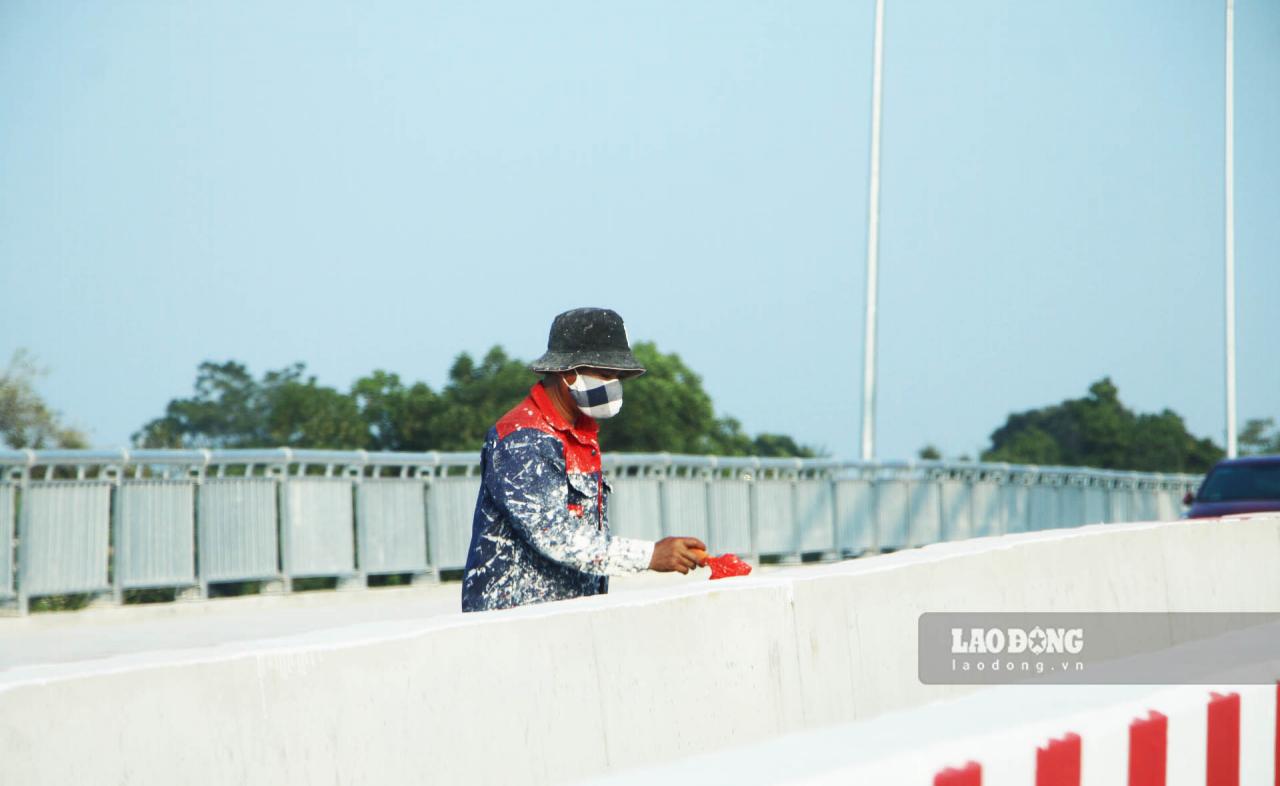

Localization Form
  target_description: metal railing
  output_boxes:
[0,449,1202,614]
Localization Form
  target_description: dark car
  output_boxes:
[1184,455,1280,519]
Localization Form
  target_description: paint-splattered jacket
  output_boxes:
[461,383,654,612]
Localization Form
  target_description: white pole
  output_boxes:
[861,0,886,462]
[1225,0,1237,458]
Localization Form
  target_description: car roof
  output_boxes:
[1210,455,1280,469]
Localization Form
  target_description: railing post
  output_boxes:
[966,466,978,542]
[871,462,884,553]
[265,449,290,595]
[657,453,671,539]
[703,456,717,553]
[338,455,366,592]
[110,455,125,606]
[188,450,211,601]
[783,465,793,563]
[934,466,947,542]
[996,464,1010,536]
[14,452,33,615]
[410,459,441,585]
[1049,471,1063,530]
[828,467,839,559]
[747,458,761,563]
[421,452,442,584]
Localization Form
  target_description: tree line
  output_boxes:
[4,348,1279,472]
[131,342,817,457]
[920,378,1279,473]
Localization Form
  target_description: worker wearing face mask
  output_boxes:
[461,307,706,612]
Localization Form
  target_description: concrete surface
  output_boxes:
[0,568,724,674]
[1,515,1277,786]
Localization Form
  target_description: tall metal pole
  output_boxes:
[1225,0,1237,458]
[860,0,886,462]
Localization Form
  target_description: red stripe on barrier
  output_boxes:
[934,761,981,786]
[1129,710,1168,786]
[1207,692,1240,786]
[1036,732,1081,786]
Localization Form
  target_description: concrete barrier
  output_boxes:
[2,514,1278,785]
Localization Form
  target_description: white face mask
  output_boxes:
[567,372,623,419]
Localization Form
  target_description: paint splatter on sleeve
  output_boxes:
[489,430,651,576]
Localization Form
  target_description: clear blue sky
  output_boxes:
[2,1,1277,461]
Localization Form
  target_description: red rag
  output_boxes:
[706,553,752,580]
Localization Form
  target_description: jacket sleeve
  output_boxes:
[487,428,653,576]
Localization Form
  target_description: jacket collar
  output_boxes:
[529,382,598,443]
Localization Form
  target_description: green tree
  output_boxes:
[706,416,756,456]
[134,361,270,447]
[598,343,817,456]
[135,361,365,449]
[422,346,534,451]
[982,378,1222,473]
[140,343,816,456]
[262,376,367,448]
[917,444,942,461]
[350,370,440,452]
[0,349,87,449]
[750,433,816,458]
[1239,418,1280,456]
[599,342,720,454]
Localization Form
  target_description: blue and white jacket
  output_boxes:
[461,383,654,612]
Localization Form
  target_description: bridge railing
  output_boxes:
[0,449,1201,614]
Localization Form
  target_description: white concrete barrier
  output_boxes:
[2,514,1278,785]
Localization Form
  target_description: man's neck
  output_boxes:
[541,377,581,427]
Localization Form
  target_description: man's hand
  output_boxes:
[649,537,708,574]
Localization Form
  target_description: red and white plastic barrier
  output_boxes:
[926,684,1277,786]
[794,683,1279,786]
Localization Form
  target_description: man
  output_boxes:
[461,307,706,612]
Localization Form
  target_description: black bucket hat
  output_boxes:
[529,307,646,378]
